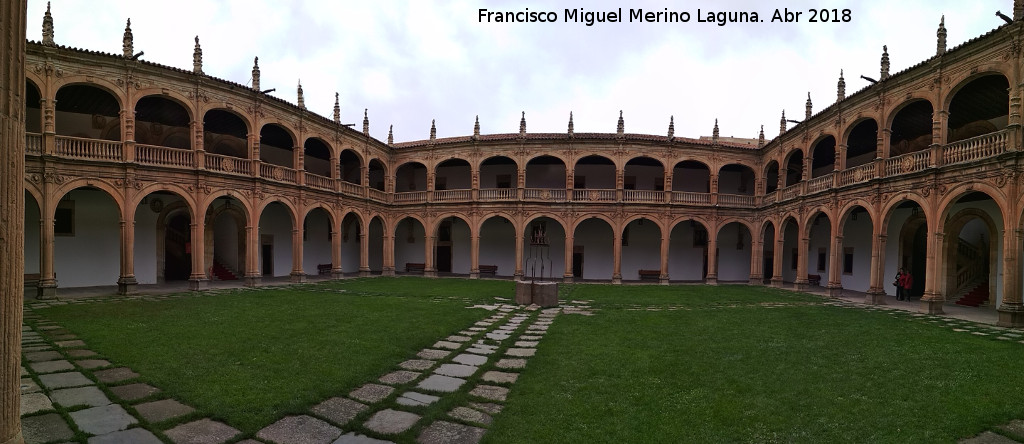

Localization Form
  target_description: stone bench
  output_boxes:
[317,264,332,275]
[638,269,661,281]
[405,263,425,274]
[478,265,497,276]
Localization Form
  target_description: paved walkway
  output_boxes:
[18,287,594,443]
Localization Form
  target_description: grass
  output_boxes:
[33,279,1024,442]
[35,277,504,433]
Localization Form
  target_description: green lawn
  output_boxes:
[36,278,505,433]
[34,279,1024,443]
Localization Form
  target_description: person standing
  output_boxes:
[895,268,905,301]
[900,270,914,301]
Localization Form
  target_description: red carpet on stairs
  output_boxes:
[210,262,238,281]
[955,282,989,307]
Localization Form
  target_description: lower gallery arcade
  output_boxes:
[22,177,1018,314]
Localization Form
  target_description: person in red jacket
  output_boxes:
[899,269,914,300]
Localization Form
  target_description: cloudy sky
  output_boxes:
[29,0,1005,143]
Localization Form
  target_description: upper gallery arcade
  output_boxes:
[18,2,1024,327]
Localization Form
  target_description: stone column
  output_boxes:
[771,236,784,288]
[563,234,574,283]
[117,216,138,295]
[0,1,26,441]
[382,234,395,276]
[424,234,437,277]
[827,233,843,297]
[749,236,763,285]
[866,231,887,304]
[189,217,207,290]
[290,226,305,283]
[359,229,370,277]
[248,133,260,178]
[659,235,670,284]
[244,224,260,287]
[611,231,622,284]
[514,229,524,280]
[192,120,205,169]
[469,234,480,279]
[920,231,945,314]
[705,229,719,285]
[795,235,810,290]
[998,228,1024,327]
[37,200,56,298]
[330,227,343,279]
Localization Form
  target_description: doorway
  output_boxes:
[261,235,273,276]
[572,246,584,278]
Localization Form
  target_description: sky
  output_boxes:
[27,0,1007,143]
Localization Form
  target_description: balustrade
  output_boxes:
[205,153,251,175]
[623,189,663,203]
[339,180,362,196]
[433,189,472,202]
[305,172,334,191]
[943,129,1008,166]
[479,188,517,200]
[394,191,427,203]
[26,132,42,155]
[838,163,874,187]
[718,193,756,207]
[806,174,833,194]
[572,189,616,202]
[672,191,711,204]
[260,163,297,183]
[884,150,930,176]
[54,135,122,161]
[136,144,194,168]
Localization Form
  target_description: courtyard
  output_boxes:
[15,278,1024,443]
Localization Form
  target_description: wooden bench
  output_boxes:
[317,264,332,275]
[807,274,822,286]
[638,269,661,281]
[24,273,41,286]
[478,265,497,276]
[405,262,425,274]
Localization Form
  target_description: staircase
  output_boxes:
[955,281,989,307]
[210,261,239,281]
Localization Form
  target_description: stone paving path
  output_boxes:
[19,289,593,443]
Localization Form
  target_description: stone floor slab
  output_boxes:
[69,404,137,435]
[363,409,420,435]
[399,359,435,371]
[434,363,478,378]
[417,374,466,393]
[349,383,395,403]
[446,335,472,342]
[38,371,93,389]
[21,377,41,394]
[481,371,519,384]
[88,427,163,444]
[22,345,53,353]
[416,420,487,444]
[464,347,495,356]
[135,398,195,423]
[959,431,1020,444]
[519,335,542,341]
[333,432,395,444]
[20,392,53,415]
[448,407,492,425]
[417,349,450,360]
[55,339,86,348]
[997,420,1024,438]
[513,341,538,348]
[164,418,241,444]
[495,358,527,369]
[468,402,503,415]
[109,383,160,401]
[29,359,75,374]
[21,413,74,443]
[485,332,510,341]
[451,353,488,366]
[505,348,536,357]
[24,350,63,362]
[50,385,111,408]
[311,397,367,427]
[432,341,461,350]
[396,391,440,407]
[469,385,509,401]
[66,349,99,358]
[256,415,342,444]
[77,359,112,369]
[94,367,139,383]
[379,370,420,385]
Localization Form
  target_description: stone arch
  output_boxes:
[134,90,196,121]
[570,213,617,236]
[302,202,338,228]
[621,214,668,235]
[131,182,198,215]
[256,197,299,225]
[887,98,935,156]
[52,178,124,217]
[809,135,837,178]
[837,199,878,234]
[944,72,1010,144]
[200,190,254,219]
[783,148,804,186]
[53,78,126,110]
